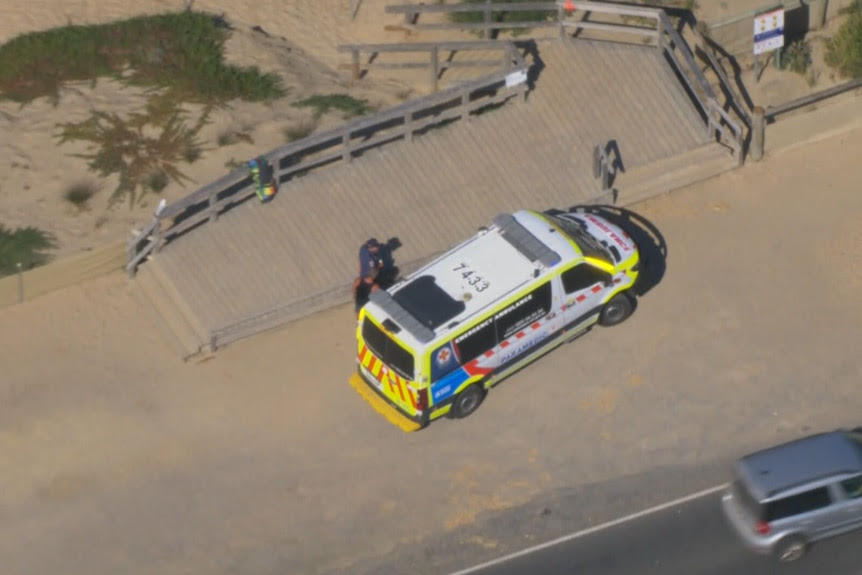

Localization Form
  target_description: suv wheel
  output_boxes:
[599,292,634,326]
[451,384,485,419]
[774,535,807,563]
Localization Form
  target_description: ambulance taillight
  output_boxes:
[416,388,429,412]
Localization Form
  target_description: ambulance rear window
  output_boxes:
[392,275,465,329]
[362,318,415,380]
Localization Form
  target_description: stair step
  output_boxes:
[134,260,208,360]
[614,144,738,206]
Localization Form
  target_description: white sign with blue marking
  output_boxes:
[753,7,785,56]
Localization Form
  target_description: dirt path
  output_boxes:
[2,120,862,574]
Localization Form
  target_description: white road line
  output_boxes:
[445,483,728,575]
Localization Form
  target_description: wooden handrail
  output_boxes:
[657,12,715,101]
[766,77,862,121]
[126,42,529,275]
[338,40,526,53]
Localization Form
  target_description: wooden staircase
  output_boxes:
[613,143,738,206]
[133,257,211,360]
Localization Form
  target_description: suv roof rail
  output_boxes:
[493,213,561,268]
[369,289,435,344]
[765,470,862,498]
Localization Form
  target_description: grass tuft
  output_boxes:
[283,121,316,142]
[63,181,98,209]
[780,40,813,75]
[825,1,862,78]
[293,94,373,120]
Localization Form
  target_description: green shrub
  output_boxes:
[293,94,373,120]
[63,181,97,209]
[0,225,56,276]
[825,3,862,78]
[0,11,285,105]
[143,169,169,193]
[449,0,555,36]
[780,40,813,75]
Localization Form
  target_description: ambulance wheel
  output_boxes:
[451,384,485,419]
[599,292,634,327]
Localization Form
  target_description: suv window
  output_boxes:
[765,487,832,521]
[561,264,611,294]
[840,476,862,500]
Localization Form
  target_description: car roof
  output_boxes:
[737,430,862,500]
[366,210,581,347]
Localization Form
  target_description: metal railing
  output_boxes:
[126,41,528,276]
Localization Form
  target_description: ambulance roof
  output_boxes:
[367,210,582,346]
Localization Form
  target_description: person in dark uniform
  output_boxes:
[353,266,379,316]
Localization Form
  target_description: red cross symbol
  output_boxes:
[437,348,451,364]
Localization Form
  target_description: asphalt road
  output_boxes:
[463,490,862,575]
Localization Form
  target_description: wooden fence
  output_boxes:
[338,40,525,92]
[126,41,528,276]
[385,1,744,161]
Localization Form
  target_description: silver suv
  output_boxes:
[721,428,862,562]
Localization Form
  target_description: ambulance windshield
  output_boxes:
[548,214,612,263]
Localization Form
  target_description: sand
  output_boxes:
[1,2,862,574]
[1,123,861,575]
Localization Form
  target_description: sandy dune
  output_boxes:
[0,0,415,260]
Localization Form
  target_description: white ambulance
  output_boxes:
[350,208,641,431]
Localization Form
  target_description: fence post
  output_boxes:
[350,49,361,81]
[706,98,716,139]
[207,193,219,222]
[558,5,565,39]
[17,262,23,303]
[350,0,362,21]
[430,46,439,92]
[483,0,491,40]
[151,219,164,255]
[342,132,352,162]
[750,106,765,162]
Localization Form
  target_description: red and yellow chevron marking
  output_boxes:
[358,343,417,411]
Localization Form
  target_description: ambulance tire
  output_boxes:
[599,292,634,327]
[451,384,485,419]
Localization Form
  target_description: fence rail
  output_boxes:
[338,40,525,92]
[125,41,528,276]
[766,76,862,121]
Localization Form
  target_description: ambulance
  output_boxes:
[349,208,641,431]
